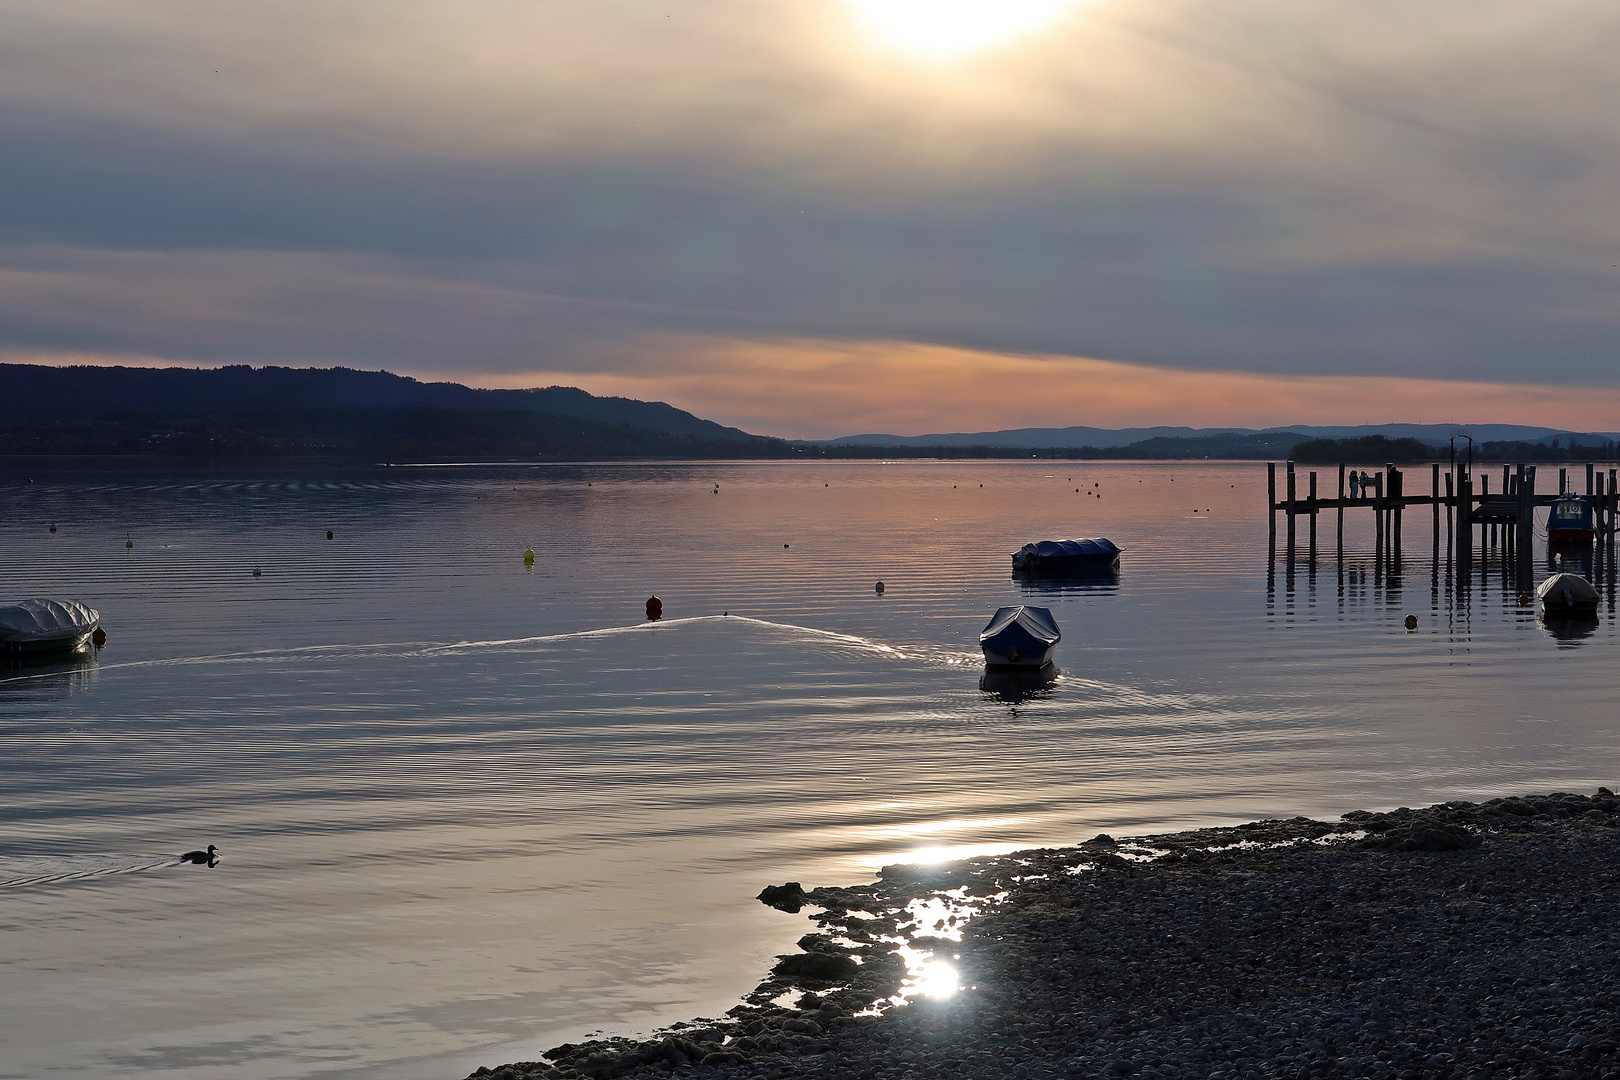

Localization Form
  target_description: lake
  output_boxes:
[2,458,1618,1080]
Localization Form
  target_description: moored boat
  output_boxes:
[1011,537,1121,575]
[0,599,101,654]
[1547,492,1596,543]
[1536,572,1599,614]
[979,605,1060,667]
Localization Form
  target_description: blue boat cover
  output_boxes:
[979,605,1062,652]
[1028,538,1119,559]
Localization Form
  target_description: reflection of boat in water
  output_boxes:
[1547,493,1596,544]
[0,599,101,655]
[1011,538,1121,575]
[979,663,1058,702]
[1539,611,1599,644]
[1536,572,1599,615]
[0,642,99,684]
[1015,564,1119,596]
[980,605,1060,668]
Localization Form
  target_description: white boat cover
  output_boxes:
[1536,573,1600,608]
[0,599,101,643]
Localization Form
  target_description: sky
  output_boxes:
[2,0,1618,438]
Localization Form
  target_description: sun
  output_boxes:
[842,0,1078,59]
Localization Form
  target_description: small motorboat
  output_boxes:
[0,599,101,654]
[1012,538,1121,575]
[979,605,1061,667]
[1547,492,1596,544]
[1536,572,1599,614]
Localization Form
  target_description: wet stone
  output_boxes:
[468,789,1620,1080]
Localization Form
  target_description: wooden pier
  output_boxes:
[1267,458,1620,592]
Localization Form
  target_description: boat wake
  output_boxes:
[0,853,186,889]
[3,615,984,677]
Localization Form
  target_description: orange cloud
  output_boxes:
[447,335,1620,440]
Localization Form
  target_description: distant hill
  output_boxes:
[0,364,787,460]
[822,425,1250,449]
[816,422,1620,450]
[813,432,1307,460]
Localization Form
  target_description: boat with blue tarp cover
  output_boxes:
[1547,492,1596,543]
[1011,537,1121,575]
[979,605,1061,668]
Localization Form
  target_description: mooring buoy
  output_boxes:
[646,595,663,621]
[523,548,535,564]
[92,627,107,648]
[1404,615,1418,630]
[326,530,334,540]
[875,581,885,594]
[252,567,262,577]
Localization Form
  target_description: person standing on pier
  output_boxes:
[1350,471,1361,498]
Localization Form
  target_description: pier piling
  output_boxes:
[1309,471,1318,562]
[1286,460,1297,557]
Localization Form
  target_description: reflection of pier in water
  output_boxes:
[1265,456,1620,642]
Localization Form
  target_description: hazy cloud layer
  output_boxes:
[2,0,1618,432]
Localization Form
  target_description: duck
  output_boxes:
[180,844,219,866]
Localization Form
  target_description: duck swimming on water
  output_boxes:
[180,845,219,866]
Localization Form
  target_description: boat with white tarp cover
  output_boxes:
[0,599,101,654]
[1536,573,1599,615]
[979,605,1061,668]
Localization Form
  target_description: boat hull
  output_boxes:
[2,630,94,654]
[980,643,1057,668]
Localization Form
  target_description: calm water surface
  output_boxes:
[2,459,1618,1080]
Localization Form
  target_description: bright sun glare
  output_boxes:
[843,0,1077,59]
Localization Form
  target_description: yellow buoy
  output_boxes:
[523,549,535,564]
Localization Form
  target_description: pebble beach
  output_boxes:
[469,791,1620,1080]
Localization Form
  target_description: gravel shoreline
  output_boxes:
[468,791,1620,1080]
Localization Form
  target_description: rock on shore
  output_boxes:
[466,791,1620,1080]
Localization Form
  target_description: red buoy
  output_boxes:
[646,595,663,621]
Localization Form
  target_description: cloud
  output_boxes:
[1,0,1619,430]
[420,334,1620,440]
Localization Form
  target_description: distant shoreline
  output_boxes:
[471,791,1620,1080]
